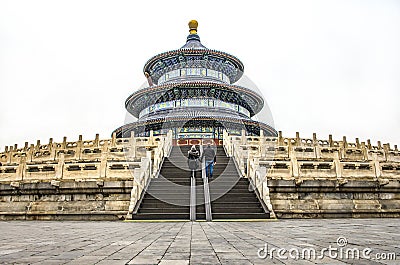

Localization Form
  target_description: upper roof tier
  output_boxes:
[143,20,244,85]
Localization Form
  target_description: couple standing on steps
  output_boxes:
[187,144,216,179]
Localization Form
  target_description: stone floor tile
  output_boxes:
[63,255,107,264]
[96,259,131,265]
[159,260,189,265]
[0,220,398,265]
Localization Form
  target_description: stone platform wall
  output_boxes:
[223,130,400,218]
[0,132,171,220]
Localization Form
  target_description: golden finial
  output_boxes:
[188,20,198,35]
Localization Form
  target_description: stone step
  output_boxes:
[211,195,260,201]
[211,207,265,214]
[212,212,269,219]
[133,213,190,220]
[140,202,190,208]
[142,193,189,198]
[211,201,263,206]
[138,207,189,214]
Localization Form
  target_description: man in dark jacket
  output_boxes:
[201,144,216,179]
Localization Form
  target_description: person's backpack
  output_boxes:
[188,158,199,170]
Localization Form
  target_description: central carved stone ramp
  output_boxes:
[195,164,206,221]
[209,147,270,219]
[133,146,199,220]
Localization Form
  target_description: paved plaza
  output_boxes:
[0,219,399,264]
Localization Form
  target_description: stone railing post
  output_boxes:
[328,134,333,147]
[94,133,100,147]
[100,141,108,178]
[257,166,266,196]
[360,142,367,160]
[372,153,381,179]
[8,146,14,164]
[290,149,300,184]
[223,130,233,157]
[48,138,56,161]
[146,151,152,179]
[383,144,389,162]
[28,144,35,163]
[149,130,154,146]
[62,136,67,149]
[259,130,265,147]
[339,136,347,160]
[77,135,83,160]
[240,129,246,145]
[313,133,321,159]
[16,156,26,181]
[55,153,64,179]
[129,132,136,159]
[295,132,300,146]
[126,168,142,219]
[133,167,143,195]
[111,132,117,147]
[259,166,276,219]
[333,152,344,184]
[164,130,173,157]
[278,131,283,146]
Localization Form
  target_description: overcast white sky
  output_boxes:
[0,0,399,150]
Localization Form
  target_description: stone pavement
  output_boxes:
[0,219,399,264]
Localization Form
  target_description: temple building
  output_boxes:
[0,20,399,221]
[113,20,277,144]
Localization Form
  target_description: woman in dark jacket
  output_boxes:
[187,145,200,177]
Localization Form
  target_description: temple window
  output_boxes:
[139,98,250,118]
[158,68,230,84]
